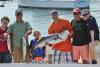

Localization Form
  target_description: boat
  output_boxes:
[18,0,90,9]
[0,0,12,7]
[0,0,9,1]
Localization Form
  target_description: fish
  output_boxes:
[7,35,11,53]
[7,35,14,62]
[22,37,27,61]
[34,31,70,49]
[7,35,27,62]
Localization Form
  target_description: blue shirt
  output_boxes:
[29,38,45,58]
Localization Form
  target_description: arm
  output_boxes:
[25,29,32,36]
[48,23,53,35]
[26,22,32,35]
[88,17,96,44]
[4,25,13,38]
[24,22,32,38]
[64,20,74,38]
[89,30,95,47]
[90,30,95,42]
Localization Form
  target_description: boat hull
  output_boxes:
[18,0,90,9]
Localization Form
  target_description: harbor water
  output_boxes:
[0,0,100,41]
[0,0,100,42]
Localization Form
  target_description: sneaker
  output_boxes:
[92,60,97,64]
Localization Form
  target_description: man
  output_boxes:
[82,9,99,64]
[0,16,12,63]
[71,8,90,64]
[6,9,32,63]
[48,10,73,64]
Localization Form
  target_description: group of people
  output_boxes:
[0,8,99,64]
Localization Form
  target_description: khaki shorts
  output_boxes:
[90,40,100,54]
[12,47,31,63]
[95,40,100,46]
[89,40,100,63]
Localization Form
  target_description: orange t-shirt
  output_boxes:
[48,19,73,52]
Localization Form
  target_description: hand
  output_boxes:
[48,44,52,47]
[81,16,88,20]
[30,52,32,57]
[40,46,45,49]
[45,42,49,45]
[10,51,14,56]
[24,33,28,39]
[68,34,72,38]
[68,32,73,38]
[3,33,8,39]
[89,41,96,46]
[45,42,52,47]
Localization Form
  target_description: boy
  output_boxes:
[0,16,12,63]
[29,31,46,63]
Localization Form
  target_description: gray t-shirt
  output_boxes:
[7,21,32,48]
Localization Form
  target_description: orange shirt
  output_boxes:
[48,19,73,52]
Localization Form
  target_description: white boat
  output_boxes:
[18,0,90,9]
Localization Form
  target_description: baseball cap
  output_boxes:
[51,10,58,16]
[82,9,90,16]
[15,8,23,16]
[73,8,81,13]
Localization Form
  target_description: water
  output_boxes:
[0,0,100,42]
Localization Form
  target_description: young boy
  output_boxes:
[29,31,46,63]
[0,16,12,63]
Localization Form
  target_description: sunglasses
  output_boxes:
[82,13,88,16]
[16,13,22,16]
[73,13,80,15]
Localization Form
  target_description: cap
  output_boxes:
[82,9,90,16]
[73,8,81,13]
[15,8,23,15]
[51,10,58,16]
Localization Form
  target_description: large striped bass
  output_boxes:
[22,37,27,61]
[7,35,11,53]
[34,31,70,49]
[7,35,14,62]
